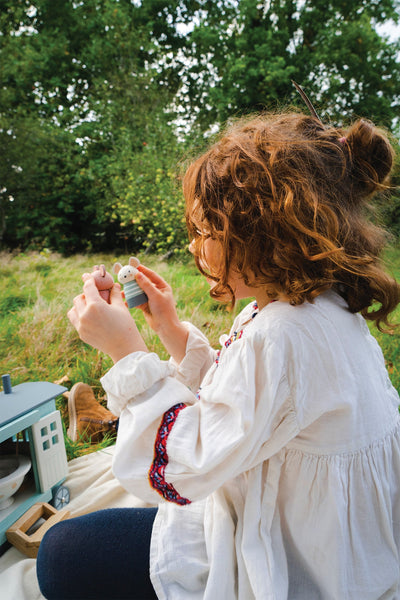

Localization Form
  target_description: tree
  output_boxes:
[0,0,192,253]
[182,0,400,131]
[1,0,400,253]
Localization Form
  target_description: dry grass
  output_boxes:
[0,251,241,457]
[1,248,399,459]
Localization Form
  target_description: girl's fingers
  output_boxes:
[137,265,169,288]
[67,306,77,327]
[135,270,160,298]
[72,293,86,313]
[82,276,102,300]
[68,293,87,330]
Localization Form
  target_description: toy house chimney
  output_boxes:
[2,375,12,395]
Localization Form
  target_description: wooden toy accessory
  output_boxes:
[6,501,70,558]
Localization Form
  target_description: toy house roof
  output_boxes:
[0,382,67,428]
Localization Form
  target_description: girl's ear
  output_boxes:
[129,256,140,268]
[113,262,122,274]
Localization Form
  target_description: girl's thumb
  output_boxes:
[135,270,150,291]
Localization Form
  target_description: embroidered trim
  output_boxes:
[224,329,244,348]
[215,301,259,365]
[251,300,259,318]
[149,403,191,505]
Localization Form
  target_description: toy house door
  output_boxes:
[31,411,68,492]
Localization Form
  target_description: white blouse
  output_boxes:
[101,290,400,599]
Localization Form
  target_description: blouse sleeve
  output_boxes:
[169,321,218,392]
[100,329,299,505]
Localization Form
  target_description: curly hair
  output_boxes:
[183,111,400,331]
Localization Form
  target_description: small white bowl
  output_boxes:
[0,455,31,510]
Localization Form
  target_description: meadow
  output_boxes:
[1,249,400,459]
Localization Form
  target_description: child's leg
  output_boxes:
[36,507,158,600]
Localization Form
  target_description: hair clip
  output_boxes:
[339,137,347,144]
[292,80,323,126]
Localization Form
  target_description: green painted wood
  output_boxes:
[0,410,39,444]
[0,382,67,427]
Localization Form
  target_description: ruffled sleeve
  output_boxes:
[100,327,300,506]
[169,322,217,392]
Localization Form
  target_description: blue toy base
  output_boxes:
[126,291,148,308]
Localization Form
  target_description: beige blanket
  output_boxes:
[0,446,152,600]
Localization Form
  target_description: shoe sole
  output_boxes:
[67,382,84,442]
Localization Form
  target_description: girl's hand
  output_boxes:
[134,266,189,363]
[134,266,178,333]
[67,276,147,363]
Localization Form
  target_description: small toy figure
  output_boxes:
[91,264,114,303]
[113,257,148,308]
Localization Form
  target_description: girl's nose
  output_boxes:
[189,239,195,254]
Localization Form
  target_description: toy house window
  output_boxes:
[41,427,60,451]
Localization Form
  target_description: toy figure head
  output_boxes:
[91,264,114,303]
[113,257,140,284]
[91,265,114,291]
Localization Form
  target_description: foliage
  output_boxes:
[381,139,400,238]
[1,1,400,255]
[108,131,187,254]
[0,120,113,253]
[0,0,193,254]
[183,0,400,131]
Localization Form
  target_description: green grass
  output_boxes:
[1,247,400,459]
[369,247,400,394]
[0,250,244,458]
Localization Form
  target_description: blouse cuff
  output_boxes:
[169,321,216,391]
[100,351,175,416]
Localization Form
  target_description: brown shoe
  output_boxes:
[67,383,118,443]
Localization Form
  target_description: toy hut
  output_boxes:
[0,374,70,556]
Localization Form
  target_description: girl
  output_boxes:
[38,111,400,599]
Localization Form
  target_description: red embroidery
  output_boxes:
[149,403,191,505]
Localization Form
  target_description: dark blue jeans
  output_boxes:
[36,507,158,600]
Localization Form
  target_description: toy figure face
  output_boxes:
[116,265,137,284]
[113,257,141,285]
[91,265,114,291]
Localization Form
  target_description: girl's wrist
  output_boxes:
[110,342,147,364]
[157,319,187,342]
[109,326,148,364]
[157,321,189,364]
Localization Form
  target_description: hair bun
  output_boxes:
[346,119,394,196]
